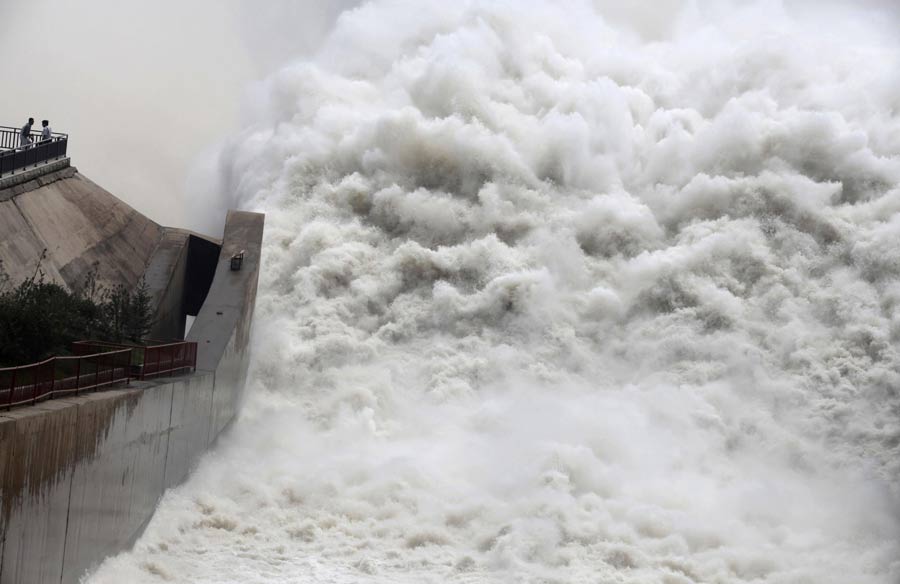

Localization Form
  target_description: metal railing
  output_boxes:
[0,126,69,177]
[0,348,132,410]
[72,340,198,380]
[0,125,67,149]
[0,126,34,150]
[142,341,198,379]
[0,339,198,410]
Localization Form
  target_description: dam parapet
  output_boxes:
[0,163,264,583]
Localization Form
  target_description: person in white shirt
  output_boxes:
[19,118,34,148]
[41,120,52,142]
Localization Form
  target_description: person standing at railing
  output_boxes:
[41,120,52,142]
[19,117,34,148]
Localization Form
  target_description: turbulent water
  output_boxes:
[88,1,900,582]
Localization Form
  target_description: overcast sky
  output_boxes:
[0,0,355,231]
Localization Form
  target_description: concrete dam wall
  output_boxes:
[0,169,264,583]
[0,164,161,294]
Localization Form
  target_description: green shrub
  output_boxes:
[97,280,154,344]
[0,256,154,367]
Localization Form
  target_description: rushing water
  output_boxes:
[88,1,900,582]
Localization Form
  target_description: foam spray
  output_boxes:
[89,1,900,582]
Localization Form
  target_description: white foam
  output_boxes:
[88,1,900,582]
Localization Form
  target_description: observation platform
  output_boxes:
[0,125,70,192]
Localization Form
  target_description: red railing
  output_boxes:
[0,348,132,410]
[141,341,198,379]
[72,340,197,380]
[0,340,198,411]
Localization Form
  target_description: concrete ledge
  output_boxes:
[0,159,72,199]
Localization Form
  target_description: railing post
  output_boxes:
[8,367,17,410]
[94,355,99,392]
[33,363,40,405]
[75,357,82,395]
[156,347,161,379]
[49,358,55,399]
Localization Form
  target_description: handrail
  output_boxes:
[74,339,189,350]
[0,125,68,140]
[0,124,68,133]
[0,126,67,152]
[0,356,57,370]
[0,339,199,411]
[72,340,198,380]
[0,348,132,410]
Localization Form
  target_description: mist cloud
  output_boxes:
[89,1,900,582]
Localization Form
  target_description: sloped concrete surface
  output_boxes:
[0,168,162,293]
[143,229,192,339]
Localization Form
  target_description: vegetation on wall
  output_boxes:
[0,255,154,367]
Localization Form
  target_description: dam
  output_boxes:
[4,2,900,581]
[0,136,263,583]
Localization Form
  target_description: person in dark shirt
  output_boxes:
[19,118,34,148]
